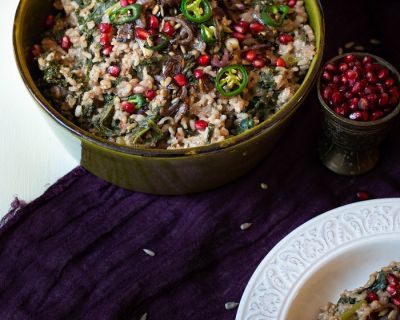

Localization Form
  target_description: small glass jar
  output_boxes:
[318,53,400,175]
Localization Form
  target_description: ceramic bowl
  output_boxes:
[318,53,400,176]
[13,0,325,194]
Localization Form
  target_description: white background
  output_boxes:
[0,1,78,216]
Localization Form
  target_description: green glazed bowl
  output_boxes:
[13,0,325,194]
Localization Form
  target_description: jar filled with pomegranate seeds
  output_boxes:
[318,53,400,175]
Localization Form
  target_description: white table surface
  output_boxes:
[0,1,78,217]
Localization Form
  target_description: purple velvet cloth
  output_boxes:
[2,1,400,319]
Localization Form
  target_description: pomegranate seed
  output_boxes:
[174,73,188,86]
[332,75,340,84]
[120,0,136,7]
[385,78,395,87]
[364,63,373,72]
[145,89,156,100]
[250,22,265,33]
[379,93,389,106]
[376,83,386,93]
[366,292,379,303]
[163,22,175,37]
[338,63,348,72]
[349,112,363,121]
[322,87,333,101]
[366,72,378,84]
[108,65,121,77]
[135,28,150,40]
[390,95,399,105]
[349,98,359,110]
[279,34,294,45]
[371,111,384,121]
[366,94,378,103]
[252,58,266,68]
[377,68,389,80]
[233,32,246,41]
[341,76,348,85]
[238,21,250,33]
[198,55,210,66]
[234,24,247,34]
[344,54,356,63]
[387,274,400,286]
[346,70,358,80]
[334,106,346,116]
[322,71,332,82]
[344,91,353,99]
[61,36,72,50]
[148,15,159,30]
[389,86,400,98]
[387,284,398,297]
[331,91,342,105]
[356,191,370,200]
[364,86,376,95]
[195,120,208,131]
[358,97,369,110]
[351,81,363,94]
[287,0,297,8]
[245,50,256,62]
[324,63,337,73]
[194,69,204,79]
[121,101,135,114]
[99,23,113,34]
[102,45,113,56]
[45,15,55,29]
[392,295,400,307]
[276,58,286,68]
[100,33,111,46]
[32,44,41,57]
[363,56,374,64]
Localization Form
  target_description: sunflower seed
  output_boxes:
[354,45,365,51]
[337,47,344,55]
[370,38,381,45]
[260,183,268,190]
[140,313,148,320]
[143,249,156,257]
[344,41,355,49]
[240,223,252,231]
[225,302,239,310]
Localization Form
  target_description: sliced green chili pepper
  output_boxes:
[181,0,212,23]
[200,24,216,45]
[261,5,289,28]
[144,34,169,51]
[340,300,366,320]
[109,4,142,25]
[128,94,147,109]
[215,65,248,97]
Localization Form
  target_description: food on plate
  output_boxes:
[320,54,400,122]
[318,261,400,320]
[34,0,315,149]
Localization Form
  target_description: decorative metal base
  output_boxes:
[319,135,379,176]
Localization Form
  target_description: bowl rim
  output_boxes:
[13,0,325,158]
[317,52,400,127]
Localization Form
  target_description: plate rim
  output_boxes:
[236,198,400,320]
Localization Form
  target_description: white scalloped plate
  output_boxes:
[236,198,400,320]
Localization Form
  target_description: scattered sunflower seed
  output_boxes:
[370,38,381,45]
[140,313,148,320]
[354,45,365,51]
[240,223,252,231]
[260,183,268,190]
[338,47,344,55]
[143,249,156,257]
[242,151,247,157]
[344,41,355,49]
[225,302,239,310]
